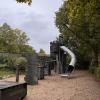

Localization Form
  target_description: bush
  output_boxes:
[15,57,27,65]
[0,68,15,78]
[15,57,27,70]
[95,67,100,79]
[5,55,17,69]
[0,64,7,68]
[89,66,95,74]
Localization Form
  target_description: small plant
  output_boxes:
[95,67,100,79]
[89,66,95,74]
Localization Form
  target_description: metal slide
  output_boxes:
[60,46,76,77]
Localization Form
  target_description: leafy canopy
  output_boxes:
[38,49,46,56]
[0,23,35,54]
[16,0,32,5]
[55,0,100,67]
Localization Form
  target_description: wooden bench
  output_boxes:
[0,81,27,100]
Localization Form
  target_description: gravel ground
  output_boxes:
[3,70,100,100]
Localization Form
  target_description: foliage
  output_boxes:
[0,54,6,64]
[5,55,18,69]
[89,66,95,74]
[0,23,35,70]
[15,57,27,66]
[0,53,20,69]
[0,68,15,78]
[67,0,100,67]
[0,23,18,52]
[0,23,35,54]
[38,49,46,56]
[95,67,100,79]
[55,0,100,69]
[16,0,32,5]
[0,64,7,68]
[89,66,100,79]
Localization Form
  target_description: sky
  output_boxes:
[0,0,63,53]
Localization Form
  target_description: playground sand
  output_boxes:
[2,70,100,100]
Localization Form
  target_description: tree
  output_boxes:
[38,49,46,56]
[14,28,29,53]
[16,0,32,5]
[55,0,100,68]
[0,23,19,53]
[0,23,36,69]
[23,45,36,54]
[0,23,35,54]
[67,0,100,67]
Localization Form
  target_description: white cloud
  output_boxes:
[0,0,62,53]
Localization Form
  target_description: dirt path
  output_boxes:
[3,70,100,100]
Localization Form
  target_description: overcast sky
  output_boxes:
[0,0,62,53]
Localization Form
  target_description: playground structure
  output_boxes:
[25,35,76,85]
[0,52,52,100]
[0,53,27,100]
[50,35,76,75]
[60,46,76,76]
[0,81,27,100]
[0,35,76,100]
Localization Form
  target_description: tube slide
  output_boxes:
[60,46,76,76]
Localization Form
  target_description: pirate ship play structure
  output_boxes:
[0,35,76,100]
[50,35,76,76]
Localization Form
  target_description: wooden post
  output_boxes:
[16,65,19,82]
[38,66,44,80]
[56,55,60,74]
[25,54,38,85]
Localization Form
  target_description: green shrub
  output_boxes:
[0,64,7,68]
[15,57,27,66]
[95,67,100,79]
[89,66,95,74]
[15,57,27,70]
[4,55,18,69]
[0,68,15,77]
